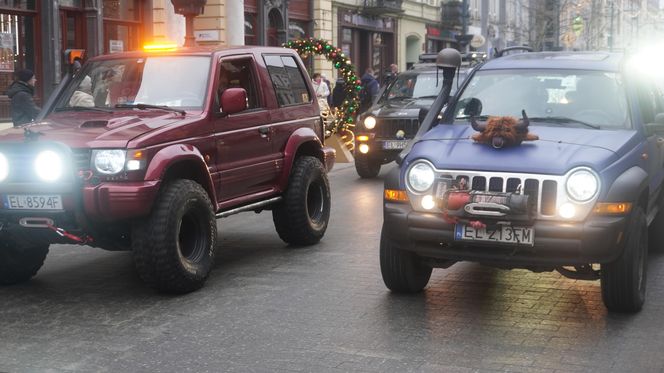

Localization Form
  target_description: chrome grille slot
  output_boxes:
[489,177,503,192]
[541,180,558,216]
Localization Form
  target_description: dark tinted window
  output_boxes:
[264,55,310,106]
[218,58,260,109]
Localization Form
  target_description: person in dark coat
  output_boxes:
[331,77,346,109]
[7,69,41,127]
[359,68,380,114]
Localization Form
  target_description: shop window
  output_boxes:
[0,11,36,120]
[245,13,256,46]
[0,0,35,10]
[288,20,308,41]
[103,0,138,20]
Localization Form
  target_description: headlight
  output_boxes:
[0,153,8,182]
[407,161,435,193]
[364,116,377,130]
[93,149,126,175]
[34,150,62,182]
[566,168,599,202]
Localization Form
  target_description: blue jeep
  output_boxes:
[381,51,664,312]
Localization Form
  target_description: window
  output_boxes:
[218,58,260,110]
[245,13,257,45]
[288,20,308,41]
[0,12,36,92]
[264,55,310,107]
[55,56,211,109]
[103,0,141,52]
[452,69,630,128]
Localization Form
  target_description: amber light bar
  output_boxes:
[594,202,632,215]
[143,43,178,52]
[384,189,409,202]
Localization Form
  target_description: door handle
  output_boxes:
[258,126,269,138]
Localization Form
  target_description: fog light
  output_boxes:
[559,203,576,219]
[357,135,369,142]
[358,144,370,154]
[421,195,436,210]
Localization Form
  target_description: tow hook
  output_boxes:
[46,224,94,245]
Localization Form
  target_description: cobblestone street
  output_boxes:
[1,164,664,372]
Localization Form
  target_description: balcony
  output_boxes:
[363,0,404,16]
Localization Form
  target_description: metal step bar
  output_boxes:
[216,196,283,218]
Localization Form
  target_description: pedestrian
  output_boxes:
[331,77,346,109]
[312,72,330,111]
[321,73,332,107]
[7,69,41,127]
[69,75,95,108]
[383,63,399,86]
[359,67,379,114]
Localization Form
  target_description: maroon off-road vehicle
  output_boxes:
[0,46,335,293]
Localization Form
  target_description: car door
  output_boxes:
[262,54,318,170]
[212,55,279,203]
[638,81,664,211]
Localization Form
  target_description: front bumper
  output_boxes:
[355,133,408,158]
[384,201,629,267]
[0,180,160,225]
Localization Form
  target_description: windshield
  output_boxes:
[56,56,211,110]
[379,70,465,103]
[451,69,630,129]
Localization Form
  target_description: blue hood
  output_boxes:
[407,124,639,175]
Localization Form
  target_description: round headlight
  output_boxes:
[34,150,62,182]
[94,150,126,175]
[566,168,599,202]
[364,116,377,130]
[0,153,8,182]
[407,162,435,193]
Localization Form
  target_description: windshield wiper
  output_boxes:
[55,106,113,113]
[456,114,490,120]
[528,116,600,129]
[415,95,439,99]
[115,103,185,115]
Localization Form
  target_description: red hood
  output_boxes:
[0,110,201,148]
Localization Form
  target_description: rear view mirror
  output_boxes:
[220,88,248,116]
[462,97,483,117]
[64,49,86,73]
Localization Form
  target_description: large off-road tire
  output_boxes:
[132,179,217,294]
[0,239,49,285]
[355,153,381,178]
[272,156,331,246]
[380,227,432,293]
[601,206,648,313]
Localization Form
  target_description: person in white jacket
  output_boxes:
[69,75,95,108]
[312,73,330,111]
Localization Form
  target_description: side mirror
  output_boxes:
[220,88,248,116]
[64,49,86,74]
[645,114,664,135]
[461,97,482,117]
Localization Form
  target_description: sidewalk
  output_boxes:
[0,122,12,131]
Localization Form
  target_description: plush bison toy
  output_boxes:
[471,110,538,148]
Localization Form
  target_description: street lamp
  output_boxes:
[171,0,207,47]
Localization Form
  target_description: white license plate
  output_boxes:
[4,195,63,210]
[454,224,534,246]
[382,140,409,150]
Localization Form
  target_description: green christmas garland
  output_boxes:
[284,38,362,134]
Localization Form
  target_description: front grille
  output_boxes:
[71,149,91,171]
[375,118,419,138]
[439,171,559,218]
